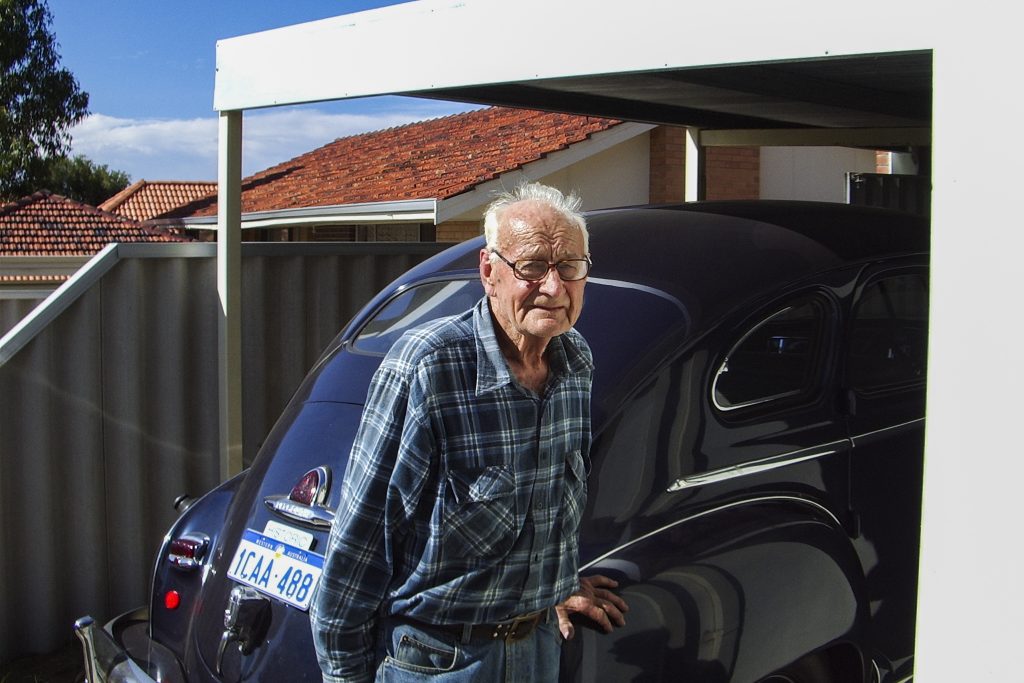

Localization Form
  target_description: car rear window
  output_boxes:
[352,279,483,354]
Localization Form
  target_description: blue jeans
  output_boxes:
[375,613,561,682]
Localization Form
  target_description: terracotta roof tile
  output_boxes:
[168,107,621,218]
[1,191,195,257]
[100,180,217,221]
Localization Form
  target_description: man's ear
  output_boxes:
[479,249,495,295]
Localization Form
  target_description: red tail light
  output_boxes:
[164,590,181,610]
[289,467,330,506]
[167,533,209,570]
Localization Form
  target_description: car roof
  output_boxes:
[404,200,929,329]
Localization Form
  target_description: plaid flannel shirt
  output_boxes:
[310,297,593,683]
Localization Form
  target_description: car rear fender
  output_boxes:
[149,470,249,655]
[563,496,869,683]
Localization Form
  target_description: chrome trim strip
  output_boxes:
[851,417,925,445]
[264,496,335,528]
[581,495,842,570]
[587,276,688,316]
[666,440,848,491]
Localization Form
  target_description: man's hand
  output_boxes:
[555,574,629,640]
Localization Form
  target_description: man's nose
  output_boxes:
[537,266,565,295]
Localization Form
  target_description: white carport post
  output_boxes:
[684,128,701,202]
[217,110,244,480]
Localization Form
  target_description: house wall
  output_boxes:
[541,132,651,211]
[437,221,480,243]
[760,146,879,202]
[705,147,760,200]
[649,126,687,203]
[439,133,652,242]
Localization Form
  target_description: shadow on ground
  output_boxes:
[0,642,83,683]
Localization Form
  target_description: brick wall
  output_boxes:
[705,147,760,200]
[649,126,687,203]
[437,221,481,243]
[876,150,892,174]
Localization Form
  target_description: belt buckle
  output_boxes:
[494,611,541,642]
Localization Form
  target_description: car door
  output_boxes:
[843,261,928,673]
[568,274,868,682]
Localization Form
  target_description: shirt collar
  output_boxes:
[473,297,593,395]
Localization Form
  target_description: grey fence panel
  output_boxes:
[0,297,45,338]
[0,287,108,660]
[97,256,223,619]
[0,241,447,663]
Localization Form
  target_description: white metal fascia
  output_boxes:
[436,121,655,223]
[213,0,937,113]
[176,199,437,231]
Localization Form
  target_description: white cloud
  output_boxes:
[69,114,218,180]
[68,101,480,182]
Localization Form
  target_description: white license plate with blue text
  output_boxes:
[227,529,324,610]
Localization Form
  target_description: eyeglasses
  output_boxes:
[491,250,592,282]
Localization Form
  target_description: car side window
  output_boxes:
[712,295,828,411]
[846,272,928,390]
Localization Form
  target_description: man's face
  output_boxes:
[480,200,587,348]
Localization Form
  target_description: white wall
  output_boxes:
[760,146,878,202]
[540,133,650,211]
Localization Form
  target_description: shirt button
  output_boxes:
[533,553,542,563]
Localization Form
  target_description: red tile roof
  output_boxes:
[168,107,622,218]
[100,180,217,221]
[1,191,194,257]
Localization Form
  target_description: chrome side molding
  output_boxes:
[667,440,848,491]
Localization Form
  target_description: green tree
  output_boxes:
[43,154,130,206]
[1,0,89,201]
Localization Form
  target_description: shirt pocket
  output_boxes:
[561,450,588,539]
[444,465,517,559]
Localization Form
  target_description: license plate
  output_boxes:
[227,529,324,610]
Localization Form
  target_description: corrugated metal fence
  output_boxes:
[0,241,446,663]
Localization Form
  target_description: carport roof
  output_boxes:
[415,51,931,136]
[213,1,931,149]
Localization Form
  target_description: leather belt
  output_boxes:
[404,610,546,643]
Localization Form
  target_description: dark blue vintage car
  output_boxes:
[77,201,927,683]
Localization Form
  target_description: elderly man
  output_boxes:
[311,182,627,683]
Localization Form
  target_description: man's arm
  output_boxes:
[310,362,432,681]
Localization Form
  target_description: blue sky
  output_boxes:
[47,1,478,182]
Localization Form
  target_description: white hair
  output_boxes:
[482,181,589,256]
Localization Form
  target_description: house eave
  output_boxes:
[159,198,438,230]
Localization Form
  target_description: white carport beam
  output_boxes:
[700,127,931,148]
[217,111,244,480]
